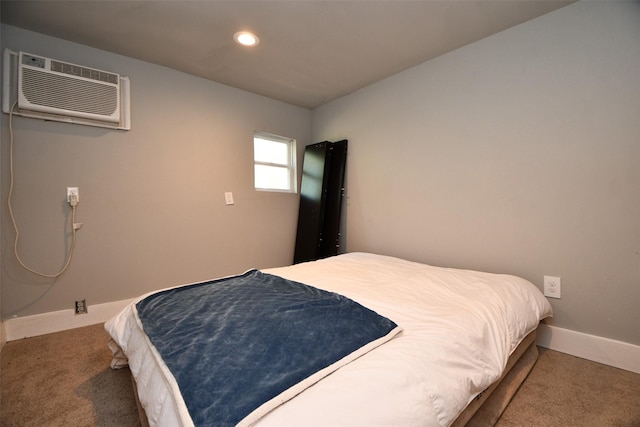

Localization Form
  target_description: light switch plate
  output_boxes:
[224,192,234,205]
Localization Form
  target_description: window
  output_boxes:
[253,132,296,192]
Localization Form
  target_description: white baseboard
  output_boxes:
[536,324,640,374]
[4,299,135,341]
[0,320,6,351]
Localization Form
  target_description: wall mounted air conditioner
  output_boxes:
[2,49,131,130]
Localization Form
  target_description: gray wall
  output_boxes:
[312,1,640,346]
[1,25,310,318]
[2,2,639,348]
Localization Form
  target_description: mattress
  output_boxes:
[105,252,552,427]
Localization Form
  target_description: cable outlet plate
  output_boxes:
[544,276,561,299]
[67,187,79,202]
[75,299,88,315]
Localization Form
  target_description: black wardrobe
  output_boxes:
[293,139,348,264]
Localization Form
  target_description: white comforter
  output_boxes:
[105,252,552,427]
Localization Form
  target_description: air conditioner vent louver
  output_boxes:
[50,60,119,84]
[22,68,119,116]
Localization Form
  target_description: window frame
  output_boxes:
[253,131,297,193]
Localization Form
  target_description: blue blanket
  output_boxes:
[136,269,399,426]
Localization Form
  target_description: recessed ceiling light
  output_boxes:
[233,31,260,47]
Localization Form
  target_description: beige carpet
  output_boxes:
[1,323,639,426]
[0,323,139,427]
[496,347,640,427]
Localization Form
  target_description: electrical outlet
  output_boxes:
[544,276,561,299]
[67,187,79,202]
[75,299,88,315]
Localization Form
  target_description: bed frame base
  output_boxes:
[452,330,539,426]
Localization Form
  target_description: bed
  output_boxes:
[105,252,552,427]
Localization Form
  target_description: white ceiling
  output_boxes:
[1,1,573,109]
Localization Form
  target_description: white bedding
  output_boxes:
[105,252,552,427]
